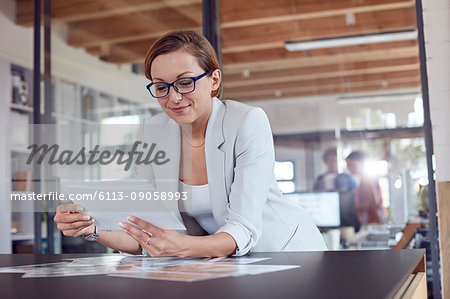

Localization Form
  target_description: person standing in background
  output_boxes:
[334,152,359,232]
[344,151,387,226]
[314,147,338,191]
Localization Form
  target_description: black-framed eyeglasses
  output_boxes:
[146,71,210,99]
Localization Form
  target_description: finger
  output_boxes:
[119,222,154,242]
[54,213,92,223]
[119,230,155,256]
[119,222,162,254]
[57,219,95,231]
[123,229,158,256]
[56,203,85,213]
[126,216,164,236]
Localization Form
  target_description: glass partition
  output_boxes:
[218,0,430,254]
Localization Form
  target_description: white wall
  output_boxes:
[0,1,33,67]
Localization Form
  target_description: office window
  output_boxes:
[274,161,295,193]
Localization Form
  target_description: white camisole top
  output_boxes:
[178,180,219,235]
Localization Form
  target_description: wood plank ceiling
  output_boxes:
[16,0,420,102]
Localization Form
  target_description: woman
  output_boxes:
[54,30,326,257]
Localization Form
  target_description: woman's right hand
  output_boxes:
[54,203,95,237]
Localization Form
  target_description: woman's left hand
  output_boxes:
[118,216,191,257]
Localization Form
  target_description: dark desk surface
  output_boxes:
[0,249,425,299]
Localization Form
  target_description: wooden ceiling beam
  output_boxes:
[220,0,412,22]
[221,7,416,49]
[67,4,414,50]
[225,64,420,90]
[85,44,111,57]
[97,37,417,66]
[235,80,421,102]
[65,2,201,48]
[69,25,201,49]
[223,46,419,74]
[222,37,418,55]
[224,56,419,83]
[98,39,157,64]
[223,40,417,69]
[221,0,414,29]
[227,76,420,99]
[225,70,420,95]
[15,0,201,27]
[68,18,201,49]
[103,56,145,65]
[226,75,419,98]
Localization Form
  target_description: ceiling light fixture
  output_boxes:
[284,30,418,51]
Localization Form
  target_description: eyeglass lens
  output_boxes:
[150,78,195,98]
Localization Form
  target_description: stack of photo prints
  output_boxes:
[0,255,299,282]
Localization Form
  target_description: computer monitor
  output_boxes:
[284,192,341,228]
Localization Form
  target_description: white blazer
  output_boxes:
[136,97,326,255]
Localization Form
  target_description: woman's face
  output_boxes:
[150,50,221,125]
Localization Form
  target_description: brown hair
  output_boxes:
[346,150,366,161]
[144,30,222,98]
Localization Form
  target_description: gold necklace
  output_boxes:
[191,140,205,148]
[182,134,205,148]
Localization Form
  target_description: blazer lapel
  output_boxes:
[205,98,228,227]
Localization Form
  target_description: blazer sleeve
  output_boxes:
[216,107,275,256]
